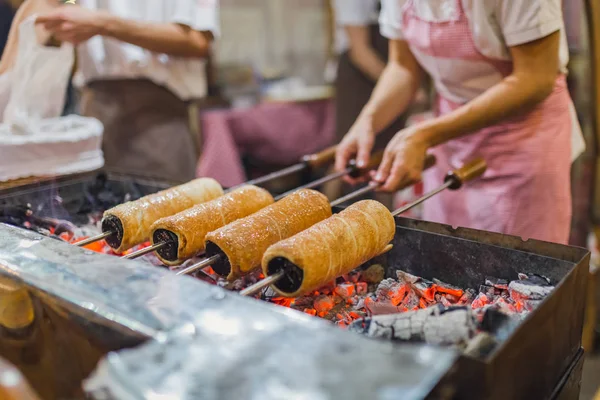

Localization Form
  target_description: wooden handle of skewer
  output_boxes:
[444,158,487,190]
[348,153,436,179]
[301,145,338,169]
[423,153,437,170]
[347,151,384,178]
[330,154,437,207]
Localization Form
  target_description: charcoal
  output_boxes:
[408,278,436,302]
[484,277,509,290]
[290,296,314,308]
[517,273,551,286]
[439,296,452,308]
[458,288,476,305]
[517,273,529,281]
[350,305,477,346]
[361,264,385,283]
[479,307,511,333]
[522,299,543,312]
[478,285,502,297]
[444,294,460,303]
[463,332,498,359]
[400,289,420,309]
[262,287,279,299]
[491,297,517,314]
[508,280,554,301]
[374,278,398,300]
[395,270,419,284]
[357,297,405,315]
[355,282,368,295]
[471,293,492,309]
[433,278,462,291]
[334,283,356,299]
[433,278,464,297]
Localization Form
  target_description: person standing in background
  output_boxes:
[36,0,219,182]
[0,0,61,117]
[0,1,17,57]
[330,0,407,204]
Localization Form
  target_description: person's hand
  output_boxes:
[372,125,429,192]
[335,115,376,184]
[36,6,108,45]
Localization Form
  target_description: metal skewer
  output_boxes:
[239,158,487,297]
[136,154,386,260]
[75,147,339,248]
[274,169,349,201]
[177,155,438,278]
[121,242,168,259]
[234,145,338,189]
[239,270,286,296]
[175,181,373,277]
[175,254,221,276]
[75,231,112,247]
[274,151,385,201]
[391,180,452,217]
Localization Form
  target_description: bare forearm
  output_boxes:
[348,47,385,82]
[360,61,420,133]
[0,0,31,73]
[100,13,212,58]
[416,73,556,148]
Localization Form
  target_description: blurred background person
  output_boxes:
[36,0,220,182]
[0,0,61,117]
[0,1,17,57]
[328,0,407,205]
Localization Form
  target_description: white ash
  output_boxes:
[395,270,419,284]
[364,306,476,346]
[374,278,399,300]
[508,281,554,300]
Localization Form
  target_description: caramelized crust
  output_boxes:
[103,178,223,252]
[263,200,395,297]
[150,185,274,265]
[205,189,332,281]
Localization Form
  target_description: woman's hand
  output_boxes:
[372,125,429,192]
[335,115,376,183]
[36,6,108,45]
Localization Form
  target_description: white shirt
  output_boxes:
[379,0,585,162]
[332,0,379,54]
[380,0,569,77]
[74,0,220,101]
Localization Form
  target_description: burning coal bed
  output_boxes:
[227,265,554,359]
[3,204,552,359]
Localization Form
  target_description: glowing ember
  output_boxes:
[8,204,553,338]
[250,267,554,332]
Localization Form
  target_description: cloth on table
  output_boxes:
[197,99,335,187]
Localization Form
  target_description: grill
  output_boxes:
[0,172,590,400]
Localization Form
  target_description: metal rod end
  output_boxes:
[175,254,221,276]
[75,231,112,247]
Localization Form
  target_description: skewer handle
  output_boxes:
[330,154,437,208]
[347,150,384,178]
[301,145,338,169]
[391,157,487,217]
[445,158,487,190]
[423,153,438,171]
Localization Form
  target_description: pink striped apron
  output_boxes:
[401,0,573,244]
